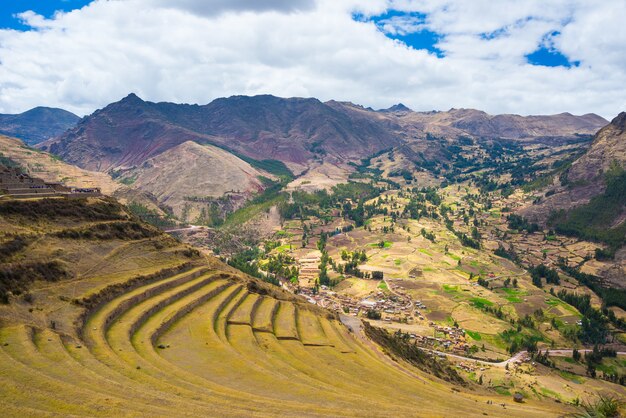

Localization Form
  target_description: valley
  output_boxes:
[1,95,625,417]
[3,0,626,414]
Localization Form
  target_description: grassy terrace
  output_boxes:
[0,197,609,416]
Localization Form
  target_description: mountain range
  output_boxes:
[33,94,610,219]
[40,94,607,171]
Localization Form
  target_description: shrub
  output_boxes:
[54,221,159,240]
[0,235,29,262]
[572,394,623,418]
[0,260,71,304]
[363,322,465,385]
[0,198,125,222]
[366,309,382,320]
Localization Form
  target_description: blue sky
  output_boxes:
[526,46,578,68]
[353,10,445,58]
[0,0,92,30]
[356,9,576,67]
[0,0,623,118]
[2,3,573,67]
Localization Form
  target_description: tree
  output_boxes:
[587,363,597,378]
[366,309,381,320]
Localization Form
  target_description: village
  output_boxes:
[241,173,624,368]
[280,247,475,356]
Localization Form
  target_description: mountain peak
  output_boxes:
[121,92,144,103]
[381,103,412,113]
[610,111,626,129]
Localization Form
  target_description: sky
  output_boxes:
[0,0,624,119]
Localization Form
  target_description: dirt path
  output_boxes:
[547,349,626,356]
[164,225,204,233]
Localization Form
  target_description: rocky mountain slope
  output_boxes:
[43,94,607,176]
[0,107,79,146]
[567,112,626,184]
[41,94,401,173]
[520,112,626,221]
[36,94,609,222]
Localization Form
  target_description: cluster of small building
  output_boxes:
[361,294,416,322]
[0,166,100,199]
[429,324,470,351]
[457,362,487,373]
[297,286,342,310]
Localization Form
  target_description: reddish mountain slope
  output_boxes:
[41,94,402,172]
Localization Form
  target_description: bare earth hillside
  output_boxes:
[120,141,270,218]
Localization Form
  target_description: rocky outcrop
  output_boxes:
[568,112,626,184]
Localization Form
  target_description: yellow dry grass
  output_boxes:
[0,198,605,417]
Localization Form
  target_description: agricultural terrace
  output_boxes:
[221,174,626,402]
[0,196,587,416]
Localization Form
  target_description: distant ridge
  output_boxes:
[0,107,79,145]
[40,93,402,171]
[41,93,607,174]
[36,93,609,222]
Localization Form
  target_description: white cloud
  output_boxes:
[150,0,315,17]
[0,0,624,119]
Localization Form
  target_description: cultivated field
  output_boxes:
[0,196,585,417]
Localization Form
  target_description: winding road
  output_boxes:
[163,225,204,233]
[340,315,626,368]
